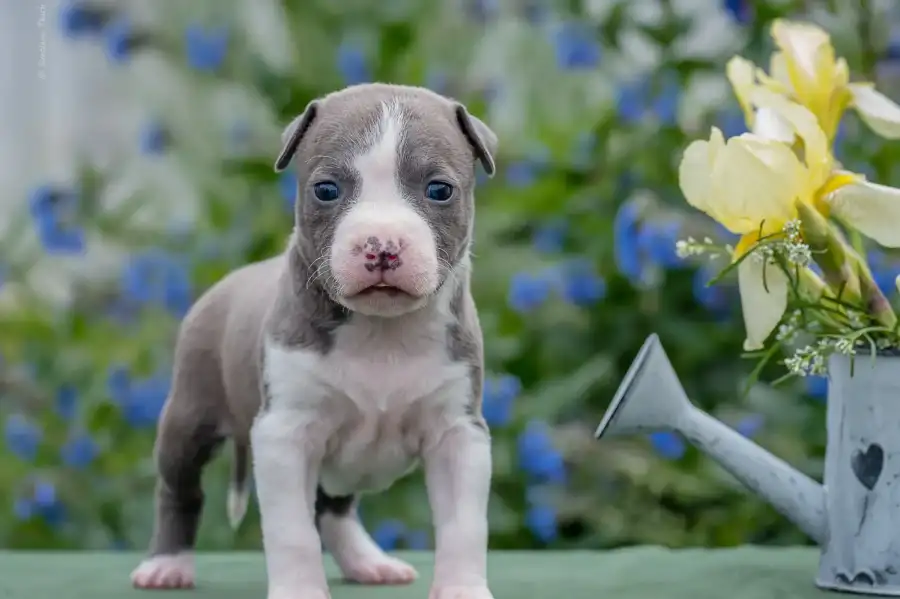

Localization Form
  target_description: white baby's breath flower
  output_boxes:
[784,340,833,376]
[776,323,796,344]
[785,242,811,266]
[782,219,801,240]
[775,309,803,344]
[675,236,726,259]
[674,239,696,259]
[778,219,811,266]
[834,337,855,355]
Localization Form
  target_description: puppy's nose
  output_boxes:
[361,236,403,272]
[364,250,401,272]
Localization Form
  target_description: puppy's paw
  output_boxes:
[429,585,494,599]
[130,554,195,589]
[340,553,418,585]
[268,587,331,599]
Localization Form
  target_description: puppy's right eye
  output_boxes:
[313,181,340,202]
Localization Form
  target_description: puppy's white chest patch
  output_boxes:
[263,326,470,496]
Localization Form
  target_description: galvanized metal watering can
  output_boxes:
[595,333,900,596]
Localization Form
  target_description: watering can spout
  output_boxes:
[595,334,828,546]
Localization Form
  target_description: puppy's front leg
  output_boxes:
[424,421,494,599]
[252,409,329,599]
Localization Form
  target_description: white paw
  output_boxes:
[130,553,195,589]
[429,585,494,599]
[340,554,418,585]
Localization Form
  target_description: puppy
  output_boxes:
[130,83,498,599]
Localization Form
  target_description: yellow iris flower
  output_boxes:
[679,89,900,350]
[727,19,900,142]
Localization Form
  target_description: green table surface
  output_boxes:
[0,548,838,598]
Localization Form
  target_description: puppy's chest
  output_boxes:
[267,338,469,495]
[321,350,466,495]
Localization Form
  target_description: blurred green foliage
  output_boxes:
[3,0,900,554]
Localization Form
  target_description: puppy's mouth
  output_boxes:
[355,283,410,297]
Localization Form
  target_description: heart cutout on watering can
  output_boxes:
[851,443,884,491]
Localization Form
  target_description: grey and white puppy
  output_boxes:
[130,83,497,599]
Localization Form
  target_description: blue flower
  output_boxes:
[617,75,680,125]
[649,431,685,460]
[717,109,748,138]
[119,374,169,428]
[482,374,521,427]
[735,413,764,438]
[120,250,192,317]
[405,529,430,550]
[505,147,550,188]
[59,1,108,38]
[13,498,34,520]
[806,374,828,401]
[280,172,297,211]
[613,200,644,282]
[692,265,730,314]
[337,42,370,85]
[651,75,680,126]
[33,479,56,508]
[61,433,98,469]
[34,216,86,254]
[32,481,65,527]
[139,120,169,155]
[525,503,558,543]
[106,365,131,402]
[507,271,552,313]
[616,80,647,123]
[104,17,141,63]
[517,421,566,484]
[723,0,752,23]
[554,259,606,306]
[869,252,900,297]
[56,385,78,421]
[553,22,601,70]
[5,415,42,461]
[532,219,567,253]
[28,185,86,255]
[637,221,683,269]
[505,161,539,188]
[371,519,406,551]
[185,24,228,72]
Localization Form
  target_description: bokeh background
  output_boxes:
[3,0,900,553]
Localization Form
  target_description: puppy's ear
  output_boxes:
[274,100,320,173]
[454,104,498,178]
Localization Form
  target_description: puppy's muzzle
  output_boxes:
[330,205,439,301]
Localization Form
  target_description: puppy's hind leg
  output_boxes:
[317,488,418,585]
[131,388,225,590]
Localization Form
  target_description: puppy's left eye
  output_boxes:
[425,181,454,203]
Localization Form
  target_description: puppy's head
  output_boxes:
[275,83,497,317]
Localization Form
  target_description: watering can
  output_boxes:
[595,333,900,596]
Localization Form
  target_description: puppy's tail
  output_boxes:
[227,440,250,531]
